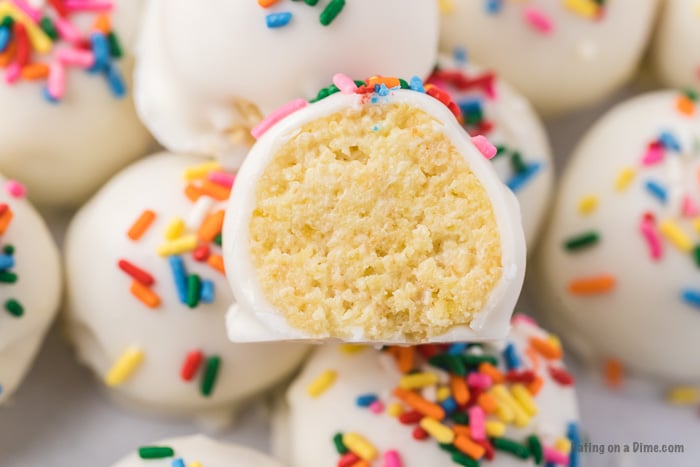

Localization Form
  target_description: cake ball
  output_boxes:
[0,178,61,404]
[439,0,660,116]
[113,435,284,467]
[64,153,309,425]
[135,0,438,168]
[653,0,700,94]
[224,76,526,344]
[429,56,553,249]
[274,315,580,467]
[0,0,153,207]
[532,90,700,383]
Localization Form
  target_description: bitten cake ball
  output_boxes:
[429,55,553,249]
[64,153,309,425]
[224,76,526,344]
[439,0,660,116]
[653,0,700,95]
[274,316,580,467]
[135,0,438,167]
[0,178,61,404]
[112,435,284,467]
[0,0,153,207]
[532,91,700,383]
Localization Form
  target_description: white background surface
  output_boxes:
[1,86,699,466]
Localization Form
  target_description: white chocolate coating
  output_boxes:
[0,178,62,404]
[532,91,700,383]
[112,434,285,467]
[439,0,660,116]
[273,317,580,467]
[224,89,526,344]
[653,0,700,94]
[64,153,309,422]
[0,0,153,207]
[433,55,553,249]
[135,0,438,168]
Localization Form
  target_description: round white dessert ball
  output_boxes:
[0,177,61,404]
[439,0,660,116]
[274,316,580,467]
[64,152,309,425]
[532,90,700,383]
[653,0,700,95]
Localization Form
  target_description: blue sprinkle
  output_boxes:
[372,125,380,132]
[376,83,390,97]
[507,162,543,192]
[104,62,126,98]
[567,422,581,467]
[448,343,468,355]
[485,0,504,14]
[0,254,15,271]
[168,256,188,304]
[545,464,556,467]
[356,394,378,407]
[440,396,458,415]
[42,87,59,104]
[680,288,700,308]
[644,179,668,204]
[658,131,682,152]
[171,459,185,467]
[453,46,468,65]
[89,32,111,73]
[457,97,483,117]
[266,12,293,28]
[200,279,215,304]
[409,76,425,93]
[0,27,10,53]
[503,342,521,370]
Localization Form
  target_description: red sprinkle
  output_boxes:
[180,350,204,381]
[48,0,69,17]
[412,426,429,440]
[506,370,537,384]
[14,23,30,67]
[117,259,155,286]
[193,244,210,262]
[338,452,360,467]
[475,439,495,461]
[0,204,8,217]
[398,410,423,425]
[548,366,575,386]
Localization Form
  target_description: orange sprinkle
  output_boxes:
[367,76,401,89]
[0,41,17,68]
[525,347,541,372]
[21,63,49,80]
[450,375,470,406]
[207,254,226,275]
[676,95,696,117]
[477,392,498,414]
[93,14,111,34]
[350,462,370,467]
[452,425,471,437]
[258,0,279,7]
[477,363,505,384]
[129,280,160,308]
[604,358,624,389]
[454,435,486,460]
[393,388,445,420]
[568,275,616,295]
[0,209,14,235]
[184,184,204,202]
[529,337,563,360]
[199,180,231,201]
[198,210,225,243]
[127,210,156,241]
[527,376,544,396]
[396,347,415,374]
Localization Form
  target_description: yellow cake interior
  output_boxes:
[249,102,502,341]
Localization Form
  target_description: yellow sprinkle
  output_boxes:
[491,384,530,427]
[494,399,515,424]
[188,463,202,467]
[420,417,455,444]
[555,437,572,454]
[398,372,439,389]
[667,386,700,405]
[183,161,221,181]
[659,220,693,252]
[306,370,337,398]
[387,402,404,417]
[615,167,635,191]
[577,195,598,215]
[436,386,451,402]
[104,346,144,387]
[164,217,185,240]
[563,0,598,18]
[339,344,366,354]
[0,3,52,54]
[485,421,506,437]
[692,217,700,234]
[510,384,538,417]
[438,0,454,14]
[342,433,378,461]
[156,235,198,257]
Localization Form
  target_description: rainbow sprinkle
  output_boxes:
[482,0,607,22]
[0,183,24,321]
[257,0,346,28]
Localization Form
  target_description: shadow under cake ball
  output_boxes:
[64,153,309,426]
[532,90,700,383]
[0,0,153,207]
[653,0,700,95]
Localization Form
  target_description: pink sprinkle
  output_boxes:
[639,214,662,261]
[467,406,486,441]
[471,135,497,159]
[12,0,42,22]
[369,400,384,414]
[57,48,96,68]
[48,60,66,100]
[467,372,492,389]
[64,0,113,12]
[55,17,85,44]
[5,180,26,198]
[333,73,358,94]
[383,450,403,467]
[251,98,307,139]
[512,314,538,327]
[544,446,570,466]
[5,63,21,85]
[682,194,699,217]
[208,171,236,189]
[641,143,664,166]
[524,7,554,34]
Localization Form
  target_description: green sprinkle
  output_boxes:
[694,245,700,268]
[439,443,459,454]
[305,0,320,5]
[564,231,600,252]
[451,452,480,467]
[460,354,498,368]
[398,78,410,89]
[214,233,222,246]
[332,432,348,454]
[450,411,469,424]
[3,244,14,255]
[319,0,345,26]
[0,16,14,29]
[5,299,23,318]
[493,437,531,460]
[0,272,17,283]
[108,31,123,59]
[494,145,507,158]
[138,446,174,459]
[684,88,698,102]
[39,17,58,41]
[186,274,201,308]
[464,108,484,126]
[527,434,544,465]
[510,152,527,174]
[200,355,220,397]
[447,355,467,376]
